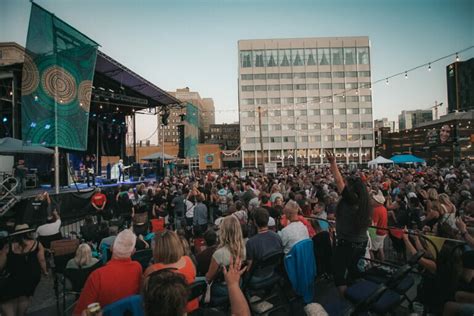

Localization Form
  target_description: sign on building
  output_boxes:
[264,162,277,174]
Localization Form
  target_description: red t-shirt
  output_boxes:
[73,258,142,315]
[372,205,388,236]
[91,193,107,208]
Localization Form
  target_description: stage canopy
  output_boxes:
[0,137,54,154]
[142,152,176,161]
[368,156,394,167]
[390,154,425,164]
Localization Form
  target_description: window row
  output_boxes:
[242,121,373,130]
[241,71,371,80]
[243,134,374,143]
[240,47,370,68]
[241,96,372,105]
[241,83,371,92]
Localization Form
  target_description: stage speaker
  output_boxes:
[99,178,117,185]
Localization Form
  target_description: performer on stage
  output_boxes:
[117,159,125,182]
[84,155,95,187]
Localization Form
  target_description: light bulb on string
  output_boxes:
[405,72,408,79]
[456,53,459,62]
[428,63,431,71]
[385,78,389,85]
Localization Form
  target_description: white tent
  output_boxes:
[368,156,394,168]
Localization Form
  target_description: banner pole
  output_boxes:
[55,146,59,193]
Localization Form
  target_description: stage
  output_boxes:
[6,176,159,226]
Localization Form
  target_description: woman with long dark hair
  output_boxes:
[326,152,372,296]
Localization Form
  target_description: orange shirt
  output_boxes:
[144,256,198,312]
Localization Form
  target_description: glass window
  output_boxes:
[266,50,278,67]
[296,97,307,103]
[357,47,370,64]
[346,96,359,102]
[241,51,252,68]
[254,85,267,91]
[310,123,321,129]
[279,49,291,67]
[308,97,320,103]
[345,83,358,89]
[241,99,254,105]
[344,48,356,65]
[254,50,265,67]
[310,135,321,141]
[267,73,279,79]
[282,124,295,130]
[322,123,334,129]
[270,98,281,104]
[361,122,373,128]
[360,96,372,102]
[269,125,282,131]
[305,49,317,66]
[318,48,330,65]
[280,73,292,79]
[283,136,296,142]
[347,109,359,115]
[334,96,345,102]
[268,110,281,116]
[320,83,332,89]
[359,82,371,89]
[255,98,267,105]
[348,122,360,128]
[267,85,280,91]
[322,109,333,115]
[362,134,373,140]
[293,72,306,79]
[298,136,309,142]
[254,74,266,80]
[333,71,345,78]
[283,97,294,104]
[296,109,307,116]
[283,110,294,117]
[347,135,360,141]
[323,135,334,141]
[309,109,320,116]
[307,84,319,90]
[319,72,331,78]
[292,49,304,66]
[333,83,345,89]
[294,84,306,90]
[307,72,318,78]
[241,74,253,80]
[241,111,255,117]
[345,71,357,77]
[270,136,282,142]
[335,122,347,128]
[335,134,347,141]
[361,108,372,114]
[281,84,293,91]
[334,108,346,115]
[261,125,268,131]
[358,71,371,77]
[242,86,254,92]
[331,48,343,65]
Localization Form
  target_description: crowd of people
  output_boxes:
[0,154,473,315]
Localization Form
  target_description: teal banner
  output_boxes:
[184,103,199,158]
[21,3,98,150]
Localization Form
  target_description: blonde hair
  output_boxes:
[153,230,184,264]
[74,243,93,267]
[439,193,454,212]
[218,216,245,260]
[427,188,439,201]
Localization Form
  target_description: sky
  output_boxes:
[1,0,473,144]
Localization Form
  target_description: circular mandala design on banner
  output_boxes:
[21,54,39,95]
[78,80,92,112]
[41,66,77,104]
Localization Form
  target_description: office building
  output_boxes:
[203,123,240,150]
[238,37,374,167]
[398,109,433,130]
[374,118,397,132]
[447,58,474,113]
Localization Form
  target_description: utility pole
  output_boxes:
[257,106,264,169]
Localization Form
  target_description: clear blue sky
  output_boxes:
[1,0,473,142]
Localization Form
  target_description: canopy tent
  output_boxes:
[390,154,425,164]
[368,156,394,168]
[0,137,54,155]
[141,152,176,161]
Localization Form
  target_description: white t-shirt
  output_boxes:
[185,200,195,218]
[279,221,309,254]
[36,219,61,237]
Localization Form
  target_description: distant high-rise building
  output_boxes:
[374,118,397,132]
[238,37,374,167]
[447,58,474,113]
[201,98,215,131]
[398,110,433,130]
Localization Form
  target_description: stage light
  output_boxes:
[99,87,105,91]
[80,103,83,107]
[116,107,119,111]
[45,124,51,129]
[34,95,38,101]
[59,99,63,103]
[112,119,116,122]
[30,122,36,128]
[2,117,7,123]
[9,91,13,96]
[100,105,103,109]
[93,114,96,117]
[109,89,114,93]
